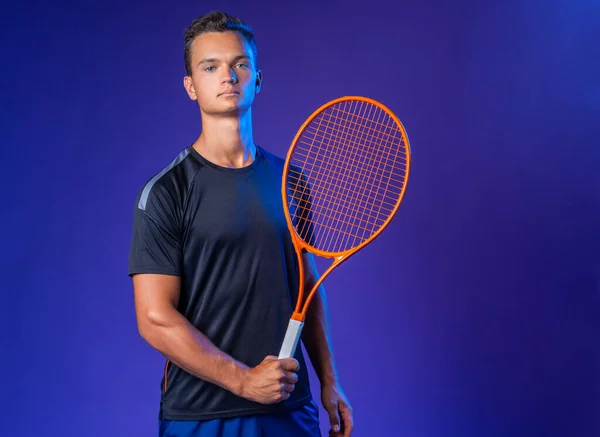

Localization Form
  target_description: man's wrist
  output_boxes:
[226,359,250,397]
[318,366,339,387]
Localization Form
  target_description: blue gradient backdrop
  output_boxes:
[2,1,599,436]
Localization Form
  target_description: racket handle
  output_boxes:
[278,318,304,359]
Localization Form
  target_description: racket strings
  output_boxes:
[302,117,409,162]
[287,99,408,253]
[287,170,395,217]
[305,102,400,229]
[290,102,403,252]
[296,130,408,187]
[333,102,399,249]
[288,173,388,235]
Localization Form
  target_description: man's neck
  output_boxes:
[194,110,256,169]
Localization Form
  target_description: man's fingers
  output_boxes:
[284,371,298,384]
[327,402,341,435]
[281,382,295,393]
[280,357,300,371]
[340,403,354,437]
[342,418,353,437]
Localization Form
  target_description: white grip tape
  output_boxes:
[278,319,304,359]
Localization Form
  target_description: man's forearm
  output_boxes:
[302,285,339,386]
[139,307,248,396]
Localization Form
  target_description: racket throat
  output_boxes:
[291,311,304,322]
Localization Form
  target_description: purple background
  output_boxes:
[2,1,599,436]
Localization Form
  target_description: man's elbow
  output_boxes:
[137,308,170,343]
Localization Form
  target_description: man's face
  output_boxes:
[184,31,262,116]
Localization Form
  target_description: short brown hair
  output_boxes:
[184,11,258,76]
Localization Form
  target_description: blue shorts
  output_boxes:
[158,400,321,437]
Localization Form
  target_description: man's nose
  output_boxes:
[222,68,238,84]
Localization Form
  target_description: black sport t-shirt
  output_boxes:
[127,144,314,420]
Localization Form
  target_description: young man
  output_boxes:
[128,10,354,437]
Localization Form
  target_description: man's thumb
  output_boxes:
[328,405,341,433]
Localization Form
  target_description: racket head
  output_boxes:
[282,96,411,259]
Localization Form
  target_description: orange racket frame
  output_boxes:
[278,96,411,358]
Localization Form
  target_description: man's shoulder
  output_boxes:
[258,145,286,165]
[258,145,290,177]
[135,146,200,212]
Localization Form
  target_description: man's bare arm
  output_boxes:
[133,273,299,404]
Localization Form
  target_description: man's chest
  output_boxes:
[183,174,289,248]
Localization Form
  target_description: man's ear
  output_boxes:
[183,76,197,101]
[255,70,263,94]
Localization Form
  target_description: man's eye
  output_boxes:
[236,63,249,68]
[204,66,216,72]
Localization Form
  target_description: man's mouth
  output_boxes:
[219,90,240,96]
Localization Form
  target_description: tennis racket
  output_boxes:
[278,96,411,359]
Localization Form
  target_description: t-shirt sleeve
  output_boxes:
[127,184,183,277]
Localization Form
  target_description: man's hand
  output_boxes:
[322,383,354,437]
[239,356,299,404]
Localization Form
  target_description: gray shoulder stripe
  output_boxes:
[138,148,191,210]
